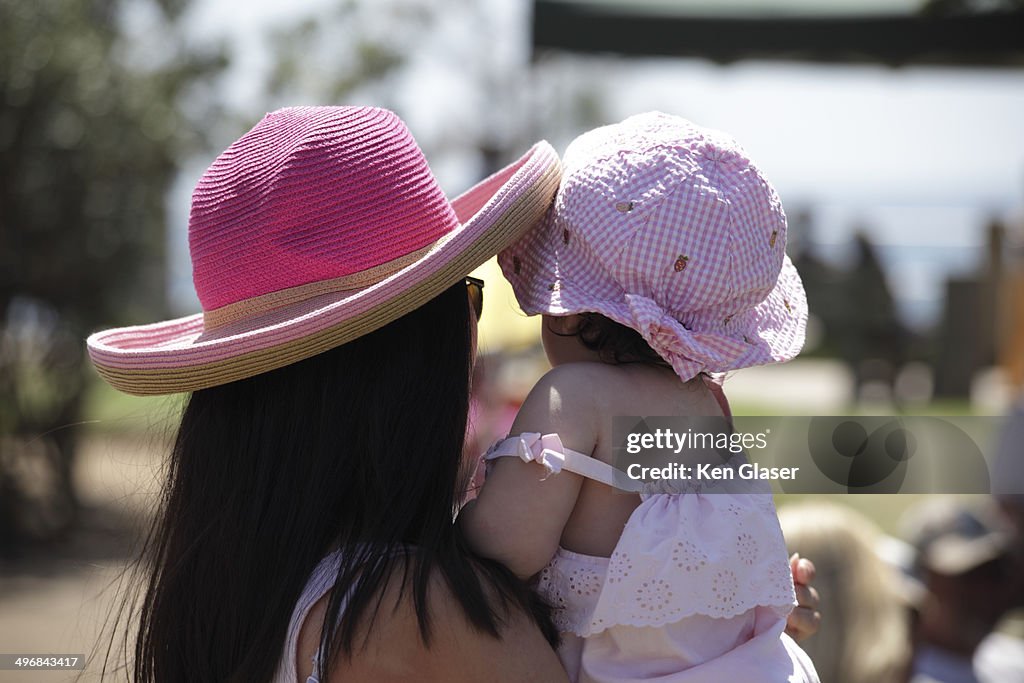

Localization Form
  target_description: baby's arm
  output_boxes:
[459,365,598,578]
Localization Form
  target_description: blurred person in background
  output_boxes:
[900,498,1024,683]
[780,502,913,683]
[992,392,1024,547]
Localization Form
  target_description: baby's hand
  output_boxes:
[785,553,821,642]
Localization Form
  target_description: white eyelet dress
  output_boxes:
[484,433,819,683]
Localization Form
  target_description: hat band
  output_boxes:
[202,242,435,331]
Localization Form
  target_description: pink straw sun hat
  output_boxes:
[499,111,807,382]
[87,106,561,395]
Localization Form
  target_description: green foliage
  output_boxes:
[0,0,226,549]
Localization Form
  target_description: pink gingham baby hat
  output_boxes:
[498,111,807,381]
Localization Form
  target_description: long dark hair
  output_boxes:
[119,282,555,682]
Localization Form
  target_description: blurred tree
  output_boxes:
[260,0,605,179]
[0,0,226,553]
[837,231,909,401]
[263,0,431,110]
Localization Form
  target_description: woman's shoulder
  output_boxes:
[296,560,568,683]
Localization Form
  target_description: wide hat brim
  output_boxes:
[88,142,561,396]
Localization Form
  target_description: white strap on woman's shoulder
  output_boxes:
[484,433,643,493]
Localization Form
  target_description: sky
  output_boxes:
[142,0,1024,330]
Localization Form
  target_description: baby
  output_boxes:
[460,112,819,682]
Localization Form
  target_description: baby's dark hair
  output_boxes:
[554,313,670,368]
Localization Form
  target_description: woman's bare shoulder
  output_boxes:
[297,563,568,683]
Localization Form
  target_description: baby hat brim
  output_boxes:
[500,233,807,381]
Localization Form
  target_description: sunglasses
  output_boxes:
[465,276,484,321]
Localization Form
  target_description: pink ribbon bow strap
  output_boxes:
[484,432,567,478]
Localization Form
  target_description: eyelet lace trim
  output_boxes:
[535,493,796,637]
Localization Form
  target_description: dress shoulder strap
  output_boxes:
[273,550,343,683]
[484,433,643,493]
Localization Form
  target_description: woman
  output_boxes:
[88,106,819,682]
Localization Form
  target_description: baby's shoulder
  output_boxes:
[512,363,624,441]
[527,363,722,427]
[527,362,638,408]
[536,361,629,392]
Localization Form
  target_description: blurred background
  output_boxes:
[1,0,1023,680]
